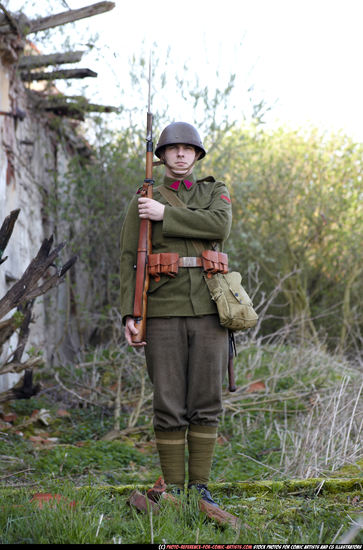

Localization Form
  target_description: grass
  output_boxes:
[0,340,362,543]
[1,482,362,544]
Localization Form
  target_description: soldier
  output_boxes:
[119,122,232,505]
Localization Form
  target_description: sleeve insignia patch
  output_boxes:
[220,194,231,203]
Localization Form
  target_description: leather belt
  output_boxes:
[178,256,203,268]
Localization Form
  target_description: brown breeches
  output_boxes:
[144,314,229,431]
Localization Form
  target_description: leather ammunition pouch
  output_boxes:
[201,250,228,279]
[148,250,229,281]
[148,253,179,282]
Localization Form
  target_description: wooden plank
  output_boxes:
[18,51,84,69]
[127,490,160,514]
[28,2,115,33]
[21,68,97,81]
[199,499,241,530]
[29,94,118,119]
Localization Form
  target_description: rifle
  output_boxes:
[132,57,154,344]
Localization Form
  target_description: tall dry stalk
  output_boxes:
[228,330,363,478]
[271,374,362,477]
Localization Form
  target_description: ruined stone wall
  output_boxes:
[0,46,81,392]
[0,2,117,395]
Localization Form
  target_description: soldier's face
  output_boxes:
[163,144,197,177]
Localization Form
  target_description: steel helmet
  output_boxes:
[155,122,206,159]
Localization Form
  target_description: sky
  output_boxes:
[7,0,363,142]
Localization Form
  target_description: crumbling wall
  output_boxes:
[0,2,116,394]
[0,52,75,391]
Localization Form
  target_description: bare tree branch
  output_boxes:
[0,208,20,265]
[0,235,77,320]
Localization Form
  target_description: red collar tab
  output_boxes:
[170,180,194,190]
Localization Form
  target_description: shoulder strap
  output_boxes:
[156,185,209,255]
[157,185,187,208]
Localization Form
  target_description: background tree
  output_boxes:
[202,125,363,350]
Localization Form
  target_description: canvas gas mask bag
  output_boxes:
[202,270,258,330]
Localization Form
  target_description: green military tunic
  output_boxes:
[119,174,232,322]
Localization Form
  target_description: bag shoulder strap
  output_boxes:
[156,184,211,255]
[157,185,187,208]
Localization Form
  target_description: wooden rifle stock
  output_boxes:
[132,111,154,343]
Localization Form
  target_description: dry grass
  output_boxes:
[224,335,363,479]
[275,376,363,477]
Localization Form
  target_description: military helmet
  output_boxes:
[155,122,206,159]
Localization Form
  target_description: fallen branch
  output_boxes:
[224,389,314,407]
[238,451,284,475]
[54,371,104,407]
[0,369,40,403]
[224,405,308,414]
[0,468,34,481]
[0,356,43,376]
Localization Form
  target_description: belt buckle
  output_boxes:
[181,256,197,267]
